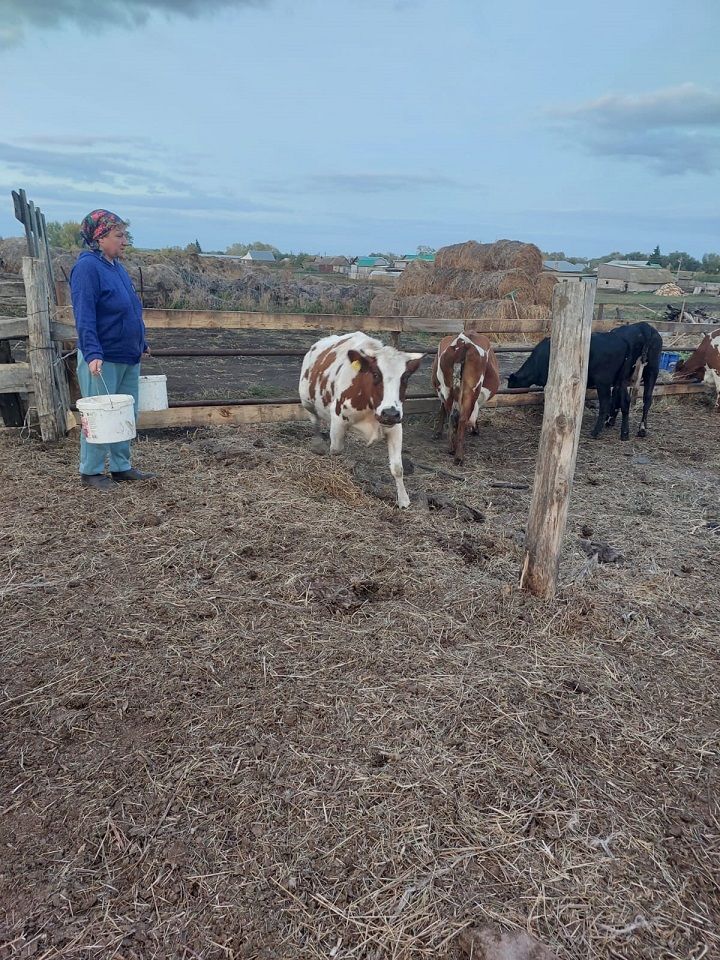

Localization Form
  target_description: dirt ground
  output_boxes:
[1,395,719,960]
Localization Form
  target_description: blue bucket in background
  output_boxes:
[660,351,680,372]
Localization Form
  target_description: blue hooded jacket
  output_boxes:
[70,250,147,364]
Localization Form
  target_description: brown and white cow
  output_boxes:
[431,331,500,464]
[299,333,423,507]
[673,328,720,409]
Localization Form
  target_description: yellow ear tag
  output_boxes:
[351,359,362,372]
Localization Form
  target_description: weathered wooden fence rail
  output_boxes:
[2,286,710,436]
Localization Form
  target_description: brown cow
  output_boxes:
[673,327,720,409]
[299,332,423,507]
[431,331,500,464]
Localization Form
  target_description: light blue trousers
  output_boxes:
[77,351,140,475]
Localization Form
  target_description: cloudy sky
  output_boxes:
[1,0,718,257]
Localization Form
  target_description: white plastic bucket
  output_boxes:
[77,394,136,444]
[138,374,169,412]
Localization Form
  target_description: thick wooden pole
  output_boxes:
[520,278,596,598]
[23,257,62,441]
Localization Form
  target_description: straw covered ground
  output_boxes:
[1,396,719,959]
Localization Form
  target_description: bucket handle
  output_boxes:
[98,371,116,409]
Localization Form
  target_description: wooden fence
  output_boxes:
[0,271,711,437]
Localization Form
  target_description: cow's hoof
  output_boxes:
[397,497,410,509]
[453,456,464,466]
[637,428,647,438]
[620,432,630,441]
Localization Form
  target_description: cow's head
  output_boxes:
[347,347,423,425]
[507,337,550,390]
[673,334,714,382]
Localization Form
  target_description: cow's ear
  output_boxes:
[347,349,370,372]
[404,353,424,376]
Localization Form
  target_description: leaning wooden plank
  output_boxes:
[0,362,32,393]
[23,258,62,441]
[0,317,29,339]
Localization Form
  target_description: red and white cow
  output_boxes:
[299,333,424,507]
[673,328,720,409]
[431,331,500,464]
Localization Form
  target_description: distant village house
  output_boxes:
[241,249,276,263]
[542,259,588,278]
[310,256,350,274]
[596,260,673,292]
[349,256,391,279]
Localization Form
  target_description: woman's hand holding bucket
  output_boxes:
[89,359,103,376]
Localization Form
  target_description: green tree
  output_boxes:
[226,241,280,257]
[184,239,202,254]
[664,251,701,272]
[46,220,82,250]
[701,252,720,273]
[647,245,663,265]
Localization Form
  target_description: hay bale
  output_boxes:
[459,298,517,320]
[435,241,488,271]
[439,268,535,304]
[428,266,458,295]
[496,269,536,303]
[535,272,559,307]
[395,260,434,296]
[399,294,463,318]
[435,239,544,276]
[487,239,543,275]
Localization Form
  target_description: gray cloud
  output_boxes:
[0,0,266,48]
[0,141,191,193]
[551,83,720,175]
[28,186,281,217]
[0,139,284,223]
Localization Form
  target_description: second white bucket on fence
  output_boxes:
[77,395,136,444]
[138,374,169,412]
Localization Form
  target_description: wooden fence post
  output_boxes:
[520,278,596,598]
[22,257,63,441]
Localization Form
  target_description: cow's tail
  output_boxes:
[445,337,469,423]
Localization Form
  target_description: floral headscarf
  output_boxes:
[80,209,127,249]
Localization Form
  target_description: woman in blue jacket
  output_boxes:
[71,209,156,491]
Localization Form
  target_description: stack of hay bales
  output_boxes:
[370,239,556,321]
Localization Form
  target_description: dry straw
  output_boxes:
[1,400,718,959]
[377,240,557,322]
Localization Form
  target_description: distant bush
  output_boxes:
[46,220,82,250]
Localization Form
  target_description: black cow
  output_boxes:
[604,322,662,439]
[507,322,662,440]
